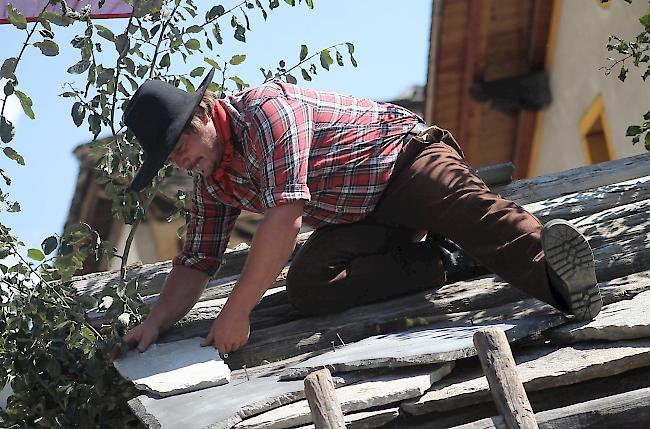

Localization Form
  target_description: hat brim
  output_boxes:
[130,68,215,192]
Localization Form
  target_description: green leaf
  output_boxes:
[285,73,297,84]
[187,25,203,33]
[179,76,196,92]
[204,57,223,71]
[41,11,73,26]
[320,49,333,70]
[27,248,45,261]
[7,201,19,212]
[8,4,27,29]
[299,44,308,61]
[229,54,246,65]
[67,60,91,75]
[117,313,131,326]
[4,81,14,96]
[336,50,344,66]
[627,125,642,136]
[0,168,12,185]
[206,5,225,20]
[190,66,205,77]
[98,296,114,310]
[646,131,650,151]
[284,0,296,5]
[234,25,246,42]
[88,114,102,137]
[1,57,18,79]
[35,40,60,57]
[618,66,628,82]
[72,102,85,127]
[115,34,130,57]
[81,325,96,343]
[159,53,171,68]
[177,223,188,239]
[346,42,355,55]
[3,147,24,165]
[213,23,223,44]
[644,111,650,121]
[41,236,58,255]
[95,24,115,41]
[38,28,54,39]
[0,116,15,143]
[640,14,650,30]
[305,0,314,9]
[301,68,311,81]
[14,89,34,120]
[228,76,248,91]
[185,38,201,50]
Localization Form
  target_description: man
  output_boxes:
[123,69,602,356]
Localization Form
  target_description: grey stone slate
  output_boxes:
[281,315,561,379]
[236,364,453,429]
[114,337,230,397]
[129,371,366,429]
[294,408,399,429]
[402,339,650,415]
[547,290,650,342]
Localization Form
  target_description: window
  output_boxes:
[579,95,614,165]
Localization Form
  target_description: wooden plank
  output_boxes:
[524,176,650,223]
[449,386,650,429]
[304,369,346,429]
[473,328,538,429]
[494,152,650,204]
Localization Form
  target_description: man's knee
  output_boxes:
[286,266,353,315]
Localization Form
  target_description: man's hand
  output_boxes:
[123,318,160,353]
[201,303,250,355]
[200,202,303,355]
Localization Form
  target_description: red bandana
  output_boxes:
[211,100,234,195]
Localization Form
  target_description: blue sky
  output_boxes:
[0,0,432,252]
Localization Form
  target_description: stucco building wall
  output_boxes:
[534,0,650,176]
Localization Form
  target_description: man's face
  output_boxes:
[169,115,223,176]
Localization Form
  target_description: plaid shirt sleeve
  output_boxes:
[247,96,313,208]
[172,174,240,276]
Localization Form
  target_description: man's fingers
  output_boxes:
[201,330,214,347]
[122,327,138,345]
[137,332,154,352]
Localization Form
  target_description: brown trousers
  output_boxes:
[286,128,559,315]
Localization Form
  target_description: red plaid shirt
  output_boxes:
[173,82,421,275]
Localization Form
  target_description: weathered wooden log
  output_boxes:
[494,152,650,204]
[473,328,538,429]
[304,369,346,429]
[449,386,650,429]
[71,154,650,298]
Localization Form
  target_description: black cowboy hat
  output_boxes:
[124,68,215,191]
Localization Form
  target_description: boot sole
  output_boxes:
[541,219,602,321]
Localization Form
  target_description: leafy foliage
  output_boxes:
[0,0,357,427]
[603,3,650,149]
